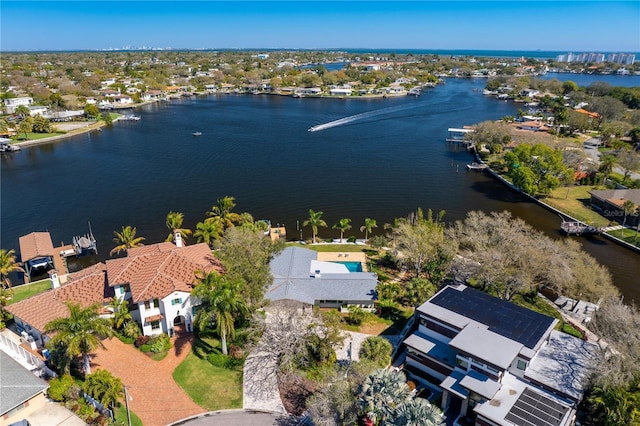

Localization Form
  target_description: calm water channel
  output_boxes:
[1,77,639,301]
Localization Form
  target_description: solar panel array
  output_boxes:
[504,388,569,426]
[430,287,555,349]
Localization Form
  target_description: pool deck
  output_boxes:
[316,251,368,272]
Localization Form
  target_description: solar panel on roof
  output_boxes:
[430,287,555,349]
[504,388,569,426]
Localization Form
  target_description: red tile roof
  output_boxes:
[6,264,113,333]
[106,242,223,303]
[18,232,55,261]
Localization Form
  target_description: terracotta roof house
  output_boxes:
[6,264,113,348]
[400,284,598,426]
[7,236,223,347]
[266,246,377,309]
[106,239,223,336]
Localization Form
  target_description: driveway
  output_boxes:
[91,333,205,426]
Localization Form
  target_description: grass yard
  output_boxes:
[542,185,609,227]
[173,352,243,410]
[16,132,66,141]
[8,279,51,304]
[114,404,143,426]
[606,227,640,247]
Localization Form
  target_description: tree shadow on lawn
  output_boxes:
[191,333,217,359]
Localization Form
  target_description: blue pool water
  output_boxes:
[333,261,363,272]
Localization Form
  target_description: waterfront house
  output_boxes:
[266,246,377,310]
[400,284,597,425]
[6,263,113,348]
[107,236,223,336]
[329,85,353,96]
[4,97,34,114]
[589,189,640,227]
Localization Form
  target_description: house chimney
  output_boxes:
[174,230,183,248]
[49,269,60,289]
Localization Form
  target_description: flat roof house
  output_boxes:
[266,246,377,309]
[401,284,598,426]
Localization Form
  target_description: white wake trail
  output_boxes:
[308,102,423,132]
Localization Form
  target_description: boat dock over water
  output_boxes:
[445,127,475,148]
[466,162,488,171]
[560,219,600,236]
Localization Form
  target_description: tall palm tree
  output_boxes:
[207,196,242,230]
[84,369,124,409]
[303,209,327,244]
[109,298,132,331]
[0,248,24,289]
[620,200,636,237]
[359,336,392,367]
[192,271,248,355]
[44,302,114,375]
[332,218,352,242]
[360,218,378,242]
[599,154,616,185]
[110,226,145,256]
[194,218,224,247]
[634,206,640,245]
[165,211,192,243]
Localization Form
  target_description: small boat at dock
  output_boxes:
[120,115,141,121]
[466,162,488,171]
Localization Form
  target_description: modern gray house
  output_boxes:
[400,284,598,426]
[266,246,377,309]
[590,188,640,227]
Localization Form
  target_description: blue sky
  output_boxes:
[1,1,639,52]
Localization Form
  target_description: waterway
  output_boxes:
[1,77,638,301]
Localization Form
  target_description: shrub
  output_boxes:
[228,344,244,359]
[122,321,141,339]
[134,335,150,348]
[139,344,151,353]
[48,374,75,401]
[207,352,227,368]
[117,334,135,345]
[149,333,171,353]
[346,306,366,326]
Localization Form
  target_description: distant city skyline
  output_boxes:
[1,1,639,52]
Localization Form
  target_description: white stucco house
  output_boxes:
[4,97,34,114]
[107,235,223,336]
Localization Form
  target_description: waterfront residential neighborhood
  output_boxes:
[2,1,640,425]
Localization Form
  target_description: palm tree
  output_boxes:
[359,368,411,424]
[110,226,145,256]
[620,200,635,237]
[332,218,352,242]
[207,196,242,230]
[303,209,327,244]
[192,271,248,355]
[360,218,378,242]
[194,218,224,247]
[165,211,192,243]
[109,298,132,331]
[84,369,124,409]
[44,302,114,375]
[599,154,616,185]
[0,248,24,289]
[634,206,640,245]
[359,336,392,367]
[388,398,442,426]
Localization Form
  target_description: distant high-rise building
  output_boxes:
[556,52,634,64]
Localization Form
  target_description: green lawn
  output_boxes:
[542,185,609,227]
[8,279,51,304]
[606,227,640,247]
[173,353,243,410]
[15,132,66,141]
[114,404,143,426]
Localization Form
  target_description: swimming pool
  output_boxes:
[332,261,363,272]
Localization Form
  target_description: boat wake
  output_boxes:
[308,102,425,132]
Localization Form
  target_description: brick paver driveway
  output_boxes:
[91,332,205,426]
